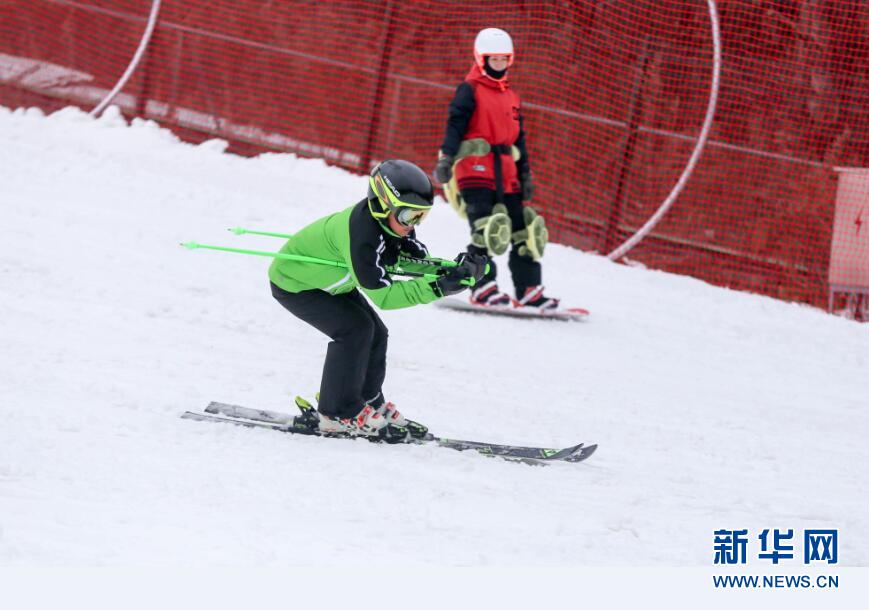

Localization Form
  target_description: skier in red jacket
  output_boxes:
[434,27,558,309]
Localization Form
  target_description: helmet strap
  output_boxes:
[379,219,400,238]
[374,212,401,238]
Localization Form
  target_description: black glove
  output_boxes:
[432,252,489,296]
[520,170,534,201]
[433,265,472,297]
[434,154,454,185]
[453,251,489,283]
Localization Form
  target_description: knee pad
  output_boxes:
[470,203,512,255]
[511,207,548,261]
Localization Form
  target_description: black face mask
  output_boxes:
[483,61,507,80]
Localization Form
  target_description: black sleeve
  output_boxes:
[440,82,476,156]
[349,200,392,290]
[515,112,530,176]
[399,231,429,258]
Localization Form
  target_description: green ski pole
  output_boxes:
[228,227,460,269]
[183,242,346,268]
[181,241,477,285]
[228,227,293,239]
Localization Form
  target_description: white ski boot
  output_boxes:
[376,402,429,439]
[318,405,387,438]
[377,401,407,426]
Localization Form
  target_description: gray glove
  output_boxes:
[434,154,454,185]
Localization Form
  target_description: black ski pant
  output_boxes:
[461,188,541,297]
[270,282,387,419]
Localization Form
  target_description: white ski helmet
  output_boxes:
[474,28,514,69]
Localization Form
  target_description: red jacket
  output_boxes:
[441,64,529,194]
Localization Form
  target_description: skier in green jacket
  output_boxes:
[269,159,487,438]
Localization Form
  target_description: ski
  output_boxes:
[205,399,434,442]
[435,297,589,322]
[182,410,296,431]
[204,402,294,426]
[183,401,597,465]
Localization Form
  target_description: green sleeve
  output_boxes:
[360,277,441,310]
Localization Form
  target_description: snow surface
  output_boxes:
[0,106,867,567]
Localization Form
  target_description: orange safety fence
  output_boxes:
[2,0,867,315]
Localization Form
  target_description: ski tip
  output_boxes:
[565,443,597,463]
[180,241,199,249]
[228,227,246,235]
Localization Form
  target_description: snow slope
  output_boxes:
[1,106,867,566]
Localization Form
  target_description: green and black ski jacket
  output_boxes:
[268,199,441,310]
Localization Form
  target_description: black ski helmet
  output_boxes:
[367,159,434,229]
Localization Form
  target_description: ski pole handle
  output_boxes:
[397,254,456,268]
[398,255,490,276]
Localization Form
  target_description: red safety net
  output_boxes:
[2,0,868,314]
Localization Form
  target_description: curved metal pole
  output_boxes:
[90,0,162,118]
[607,0,721,261]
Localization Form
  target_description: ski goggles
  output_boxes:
[395,206,430,227]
